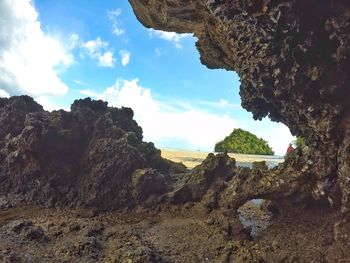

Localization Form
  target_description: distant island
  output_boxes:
[214,128,274,155]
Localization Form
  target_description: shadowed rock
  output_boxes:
[0,96,181,211]
[128,0,350,239]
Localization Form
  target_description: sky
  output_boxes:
[0,0,294,155]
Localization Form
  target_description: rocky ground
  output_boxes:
[1,96,350,262]
[0,200,346,262]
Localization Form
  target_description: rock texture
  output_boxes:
[1,1,350,259]
[0,96,185,211]
[129,0,350,238]
[0,98,349,262]
[0,192,348,262]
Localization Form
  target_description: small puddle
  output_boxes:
[238,199,273,238]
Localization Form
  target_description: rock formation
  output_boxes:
[1,95,349,260]
[1,0,350,259]
[129,0,350,238]
[0,96,186,211]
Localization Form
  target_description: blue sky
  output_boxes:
[0,0,294,154]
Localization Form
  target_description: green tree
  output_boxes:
[214,128,274,155]
[294,137,305,150]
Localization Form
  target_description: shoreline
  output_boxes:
[160,148,284,169]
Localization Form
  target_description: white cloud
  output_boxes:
[119,50,130,66]
[155,48,166,56]
[79,79,237,150]
[98,51,116,67]
[68,34,80,50]
[113,28,125,36]
[108,9,125,36]
[79,89,101,98]
[266,127,294,156]
[0,0,72,97]
[0,89,10,98]
[82,38,107,56]
[197,99,240,109]
[149,29,192,49]
[73,79,85,86]
[78,79,294,155]
[81,38,116,67]
[35,96,69,112]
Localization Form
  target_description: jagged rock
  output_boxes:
[128,0,350,236]
[132,168,170,204]
[169,153,236,206]
[251,161,268,171]
[0,96,178,211]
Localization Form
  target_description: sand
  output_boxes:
[160,148,284,169]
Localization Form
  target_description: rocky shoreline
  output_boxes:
[1,96,349,262]
[0,197,343,262]
[1,0,350,261]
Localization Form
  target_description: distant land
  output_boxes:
[214,128,275,155]
[161,148,283,169]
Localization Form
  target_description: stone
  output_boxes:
[128,0,350,238]
[170,153,236,204]
[0,96,179,211]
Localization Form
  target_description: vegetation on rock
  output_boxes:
[294,137,305,150]
[214,128,274,155]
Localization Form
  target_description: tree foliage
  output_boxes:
[214,128,274,155]
[294,137,305,150]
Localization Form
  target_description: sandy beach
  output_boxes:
[160,148,284,169]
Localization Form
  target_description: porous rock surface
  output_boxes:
[0,155,348,262]
[1,0,350,259]
[0,96,185,211]
[129,0,350,237]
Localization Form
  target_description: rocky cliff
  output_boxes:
[129,0,350,239]
[0,96,186,211]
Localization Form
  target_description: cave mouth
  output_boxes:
[1,0,350,261]
[128,0,350,237]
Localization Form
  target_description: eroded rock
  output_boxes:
[132,168,170,205]
[0,96,177,211]
[128,0,350,236]
[169,153,235,206]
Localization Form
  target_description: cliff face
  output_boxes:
[129,0,350,237]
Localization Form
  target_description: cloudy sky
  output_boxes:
[0,0,294,155]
